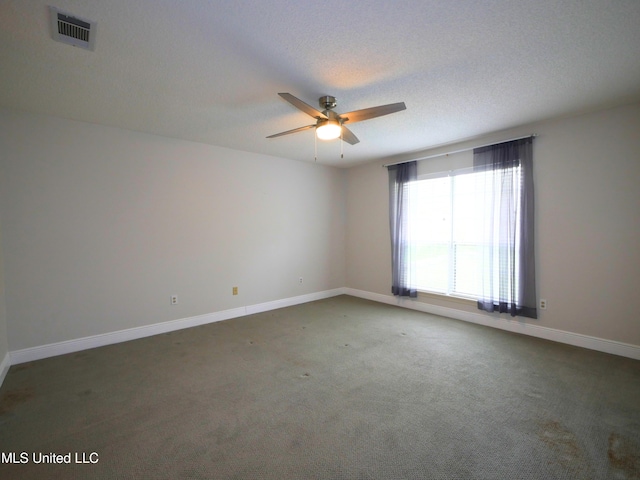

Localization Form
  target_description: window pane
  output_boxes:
[451,172,483,297]
[452,243,480,296]
[410,177,450,293]
[415,243,449,293]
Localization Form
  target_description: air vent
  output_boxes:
[49,6,96,51]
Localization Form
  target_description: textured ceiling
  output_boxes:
[1,1,640,167]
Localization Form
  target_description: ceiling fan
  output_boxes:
[267,93,406,145]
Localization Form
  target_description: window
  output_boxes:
[408,166,521,299]
[388,137,536,318]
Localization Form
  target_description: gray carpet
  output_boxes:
[0,295,639,479]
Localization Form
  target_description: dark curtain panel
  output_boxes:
[474,137,537,318]
[388,161,417,297]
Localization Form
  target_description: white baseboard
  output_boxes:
[7,286,638,371]
[245,288,345,315]
[0,352,10,388]
[344,288,640,361]
[10,288,346,366]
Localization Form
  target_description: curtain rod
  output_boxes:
[382,134,537,168]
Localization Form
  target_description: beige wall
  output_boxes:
[347,102,640,346]
[0,109,346,350]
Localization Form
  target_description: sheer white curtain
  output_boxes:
[474,137,537,318]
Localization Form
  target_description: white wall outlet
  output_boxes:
[171,295,178,305]
[539,299,547,310]
[298,277,303,284]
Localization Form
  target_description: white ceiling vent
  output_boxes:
[49,6,96,51]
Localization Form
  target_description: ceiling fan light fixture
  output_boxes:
[316,120,341,140]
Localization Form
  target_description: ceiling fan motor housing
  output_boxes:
[319,96,337,110]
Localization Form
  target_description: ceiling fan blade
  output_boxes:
[266,124,316,139]
[339,102,406,125]
[278,93,328,120]
[340,126,360,145]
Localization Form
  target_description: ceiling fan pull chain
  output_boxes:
[341,128,344,159]
[314,132,318,162]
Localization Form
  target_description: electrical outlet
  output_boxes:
[539,299,547,310]
[171,295,178,305]
[298,277,303,285]
[232,286,238,295]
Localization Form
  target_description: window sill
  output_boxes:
[416,290,477,308]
